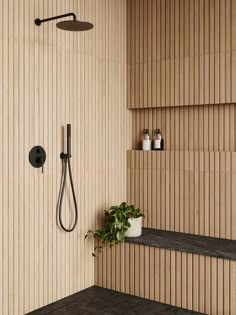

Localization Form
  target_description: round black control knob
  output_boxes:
[29,146,46,168]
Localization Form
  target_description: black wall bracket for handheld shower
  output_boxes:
[35,13,76,26]
[60,153,71,159]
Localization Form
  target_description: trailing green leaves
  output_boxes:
[85,202,144,256]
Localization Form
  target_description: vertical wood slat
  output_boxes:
[100,244,236,315]
[1,0,130,314]
[128,0,236,108]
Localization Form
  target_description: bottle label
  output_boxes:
[142,140,151,151]
[154,139,161,149]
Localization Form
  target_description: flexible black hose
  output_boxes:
[58,157,78,232]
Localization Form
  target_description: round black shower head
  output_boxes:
[34,13,94,32]
[56,20,94,31]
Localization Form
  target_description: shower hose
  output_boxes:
[58,154,78,232]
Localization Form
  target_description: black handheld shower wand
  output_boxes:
[67,124,71,156]
[58,124,78,232]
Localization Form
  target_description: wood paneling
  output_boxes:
[97,2,236,315]
[96,243,236,315]
[128,0,236,108]
[127,150,236,240]
[0,0,130,314]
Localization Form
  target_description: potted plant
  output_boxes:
[85,202,144,256]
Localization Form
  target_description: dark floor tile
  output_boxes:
[27,286,206,315]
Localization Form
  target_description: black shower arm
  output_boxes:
[35,13,76,26]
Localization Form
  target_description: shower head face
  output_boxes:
[56,20,94,31]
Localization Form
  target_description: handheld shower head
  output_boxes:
[67,124,71,156]
[34,12,94,32]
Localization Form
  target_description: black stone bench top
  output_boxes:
[27,285,205,315]
[126,228,236,261]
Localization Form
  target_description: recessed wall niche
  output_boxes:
[131,103,236,151]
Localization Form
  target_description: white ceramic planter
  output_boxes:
[124,217,142,238]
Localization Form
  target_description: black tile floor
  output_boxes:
[27,286,206,315]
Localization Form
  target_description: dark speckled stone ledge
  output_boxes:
[126,228,236,261]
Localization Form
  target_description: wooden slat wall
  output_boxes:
[97,2,236,315]
[97,243,236,315]
[128,0,236,108]
[127,150,236,240]
[0,0,130,314]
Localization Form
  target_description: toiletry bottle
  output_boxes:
[142,129,151,151]
[153,129,162,150]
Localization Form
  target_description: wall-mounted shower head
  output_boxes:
[34,12,94,32]
[56,20,94,32]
